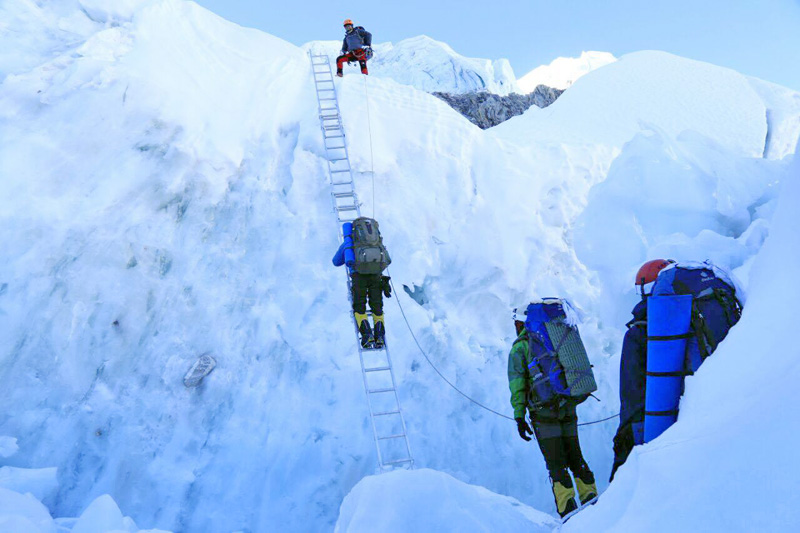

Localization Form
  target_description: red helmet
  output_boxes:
[635,259,674,286]
[343,18,353,27]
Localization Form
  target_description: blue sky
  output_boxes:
[195,0,800,90]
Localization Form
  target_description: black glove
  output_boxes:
[515,418,533,441]
[382,276,392,298]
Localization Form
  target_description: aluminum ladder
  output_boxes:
[309,52,414,471]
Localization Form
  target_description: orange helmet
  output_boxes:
[635,259,674,286]
[343,18,353,27]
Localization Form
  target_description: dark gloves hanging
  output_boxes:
[382,276,392,298]
[515,417,533,441]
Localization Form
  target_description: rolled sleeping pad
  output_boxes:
[342,222,355,266]
[644,294,693,442]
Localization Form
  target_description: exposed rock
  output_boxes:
[433,85,564,129]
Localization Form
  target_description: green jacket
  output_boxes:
[508,331,532,419]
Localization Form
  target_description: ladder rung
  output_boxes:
[319,97,337,101]
[325,134,344,139]
[372,410,401,416]
[330,169,351,173]
[368,388,395,394]
[317,88,335,92]
[365,366,391,372]
[333,192,355,198]
[383,458,414,465]
[377,434,406,441]
[336,205,358,212]
[328,157,348,161]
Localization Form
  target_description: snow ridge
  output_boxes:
[518,51,617,92]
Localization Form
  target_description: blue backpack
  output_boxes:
[522,299,597,408]
[651,261,742,373]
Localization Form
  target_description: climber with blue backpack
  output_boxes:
[332,217,392,349]
[610,259,743,481]
[508,299,598,519]
[336,19,373,77]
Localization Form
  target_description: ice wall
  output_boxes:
[2,1,799,531]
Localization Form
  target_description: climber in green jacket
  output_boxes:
[508,302,598,519]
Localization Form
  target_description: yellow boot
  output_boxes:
[354,312,372,348]
[552,481,578,518]
[372,314,386,348]
[575,477,598,505]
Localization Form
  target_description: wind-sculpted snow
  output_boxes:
[1,1,800,532]
[495,51,780,158]
[433,85,563,129]
[518,51,617,92]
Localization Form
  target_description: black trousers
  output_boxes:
[531,402,594,487]
[351,273,383,316]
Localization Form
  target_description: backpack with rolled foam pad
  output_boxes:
[651,261,742,373]
[523,298,597,408]
[349,217,391,274]
[644,261,742,442]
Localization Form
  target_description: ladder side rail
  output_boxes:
[383,344,414,466]
[309,51,412,471]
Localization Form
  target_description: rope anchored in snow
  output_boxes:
[389,278,620,428]
[363,75,376,218]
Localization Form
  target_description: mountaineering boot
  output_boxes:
[575,477,598,506]
[373,315,385,348]
[552,481,578,518]
[355,312,373,348]
[336,71,343,78]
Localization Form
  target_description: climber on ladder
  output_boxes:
[336,19,373,77]
[332,217,392,349]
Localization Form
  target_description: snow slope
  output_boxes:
[518,51,617,92]
[1,1,800,531]
[305,35,519,94]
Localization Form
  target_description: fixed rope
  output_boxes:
[363,75,376,219]
[389,278,620,428]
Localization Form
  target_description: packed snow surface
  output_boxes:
[518,51,617,92]
[1,1,800,532]
[335,469,558,532]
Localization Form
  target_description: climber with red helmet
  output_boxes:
[336,19,372,77]
[610,259,741,480]
[609,259,673,480]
